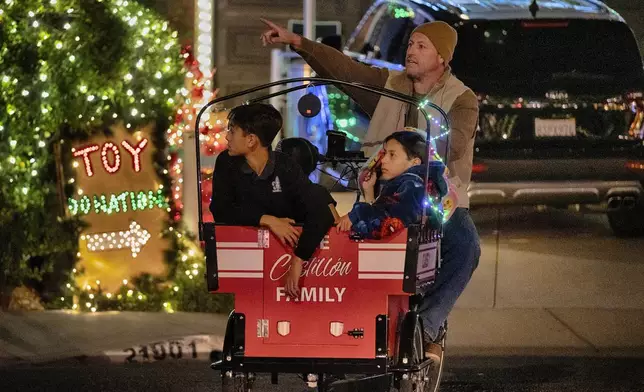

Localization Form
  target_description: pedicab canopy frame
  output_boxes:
[192,77,452,389]
[194,77,451,242]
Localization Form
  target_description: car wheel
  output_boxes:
[607,203,644,237]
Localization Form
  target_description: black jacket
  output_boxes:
[209,150,335,260]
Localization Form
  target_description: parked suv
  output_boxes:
[326,0,644,237]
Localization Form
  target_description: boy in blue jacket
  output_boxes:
[336,131,448,238]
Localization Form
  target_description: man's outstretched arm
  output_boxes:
[260,18,389,118]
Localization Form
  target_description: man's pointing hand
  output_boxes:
[260,18,302,47]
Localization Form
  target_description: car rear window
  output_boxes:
[346,2,428,65]
[451,19,644,90]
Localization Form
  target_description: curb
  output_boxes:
[103,335,224,364]
[0,335,224,368]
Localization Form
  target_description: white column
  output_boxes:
[182,130,199,237]
[302,0,316,79]
[195,0,214,74]
[183,0,215,237]
[303,0,316,40]
[270,48,284,149]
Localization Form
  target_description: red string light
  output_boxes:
[121,139,149,172]
[101,142,121,173]
[73,144,100,177]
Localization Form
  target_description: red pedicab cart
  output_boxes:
[194,78,453,392]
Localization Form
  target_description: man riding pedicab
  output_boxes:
[260,18,481,364]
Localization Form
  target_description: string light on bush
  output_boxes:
[0,0,231,314]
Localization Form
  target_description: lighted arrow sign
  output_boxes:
[81,221,151,258]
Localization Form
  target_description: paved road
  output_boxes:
[458,206,644,309]
[1,356,643,391]
[2,207,642,391]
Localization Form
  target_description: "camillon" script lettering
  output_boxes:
[269,254,352,282]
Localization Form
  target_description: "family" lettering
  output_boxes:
[276,287,346,302]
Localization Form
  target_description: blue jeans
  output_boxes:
[418,207,481,342]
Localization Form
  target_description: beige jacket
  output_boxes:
[293,38,479,208]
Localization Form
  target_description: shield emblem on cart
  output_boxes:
[277,321,291,336]
[330,322,344,337]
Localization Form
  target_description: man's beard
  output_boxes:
[406,66,426,82]
[406,62,442,81]
[405,62,421,80]
[406,72,421,81]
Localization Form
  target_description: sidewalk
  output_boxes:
[1,308,643,367]
[447,307,644,358]
[0,310,228,366]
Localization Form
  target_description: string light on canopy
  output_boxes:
[408,101,455,224]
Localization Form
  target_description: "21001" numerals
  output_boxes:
[123,340,198,363]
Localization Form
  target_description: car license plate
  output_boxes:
[534,118,576,137]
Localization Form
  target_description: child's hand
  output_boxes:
[285,256,302,299]
[260,215,300,247]
[361,170,377,190]
[336,214,353,232]
[361,171,377,203]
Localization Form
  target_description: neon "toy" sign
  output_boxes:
[72,139,148,177]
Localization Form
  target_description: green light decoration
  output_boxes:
[389,4,415,19]
[335,117,357,129]
[67,189,169,216]
[326,90,361,143]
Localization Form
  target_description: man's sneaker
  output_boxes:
[424,342,442,364]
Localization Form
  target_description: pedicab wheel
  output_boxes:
[396,319,441,392]
[221,371,254,392]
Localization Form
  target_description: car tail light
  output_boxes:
[471,163,488,174]
[330,322,344,337]
[277,321,291,336]
[626,161,644,172]
[521,21,569,28]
